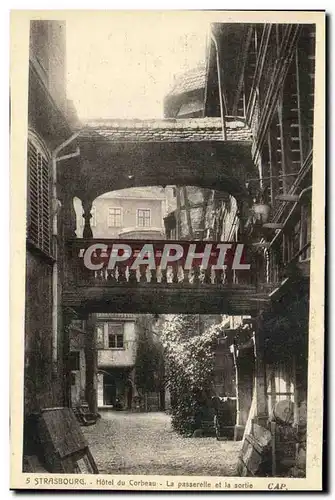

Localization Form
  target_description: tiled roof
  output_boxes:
[177,100,204,117]
[98,186,166,199]
[167,65,207,97]
[79,117,252,142]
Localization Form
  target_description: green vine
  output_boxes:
[161,315,227,436]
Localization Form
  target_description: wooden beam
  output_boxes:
[85,314,98,414]
[252,242,271,248]
[262,223,284,229]
[295,40,313,164]
[275,194,300,202]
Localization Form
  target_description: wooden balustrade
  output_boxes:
[69,261,239,286]
[65,239,259,288]
[63,240,276,315]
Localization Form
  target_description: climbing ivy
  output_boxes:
[161,315,227,436]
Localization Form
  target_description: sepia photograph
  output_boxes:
[10,10,325,491]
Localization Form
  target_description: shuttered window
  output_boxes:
[27,139,52,256]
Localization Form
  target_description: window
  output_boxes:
[107,323,124,349]
[108,207,122,227]
[68,351,80,371]
[266,361,295,415]
[27,139,51,255]
[137,209,151,227]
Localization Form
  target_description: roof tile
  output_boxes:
[80,117,252,142]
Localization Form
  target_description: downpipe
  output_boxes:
[51,131,81,369]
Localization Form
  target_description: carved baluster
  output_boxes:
[82,200,93,238]
[172,264,179,284]
[95,248,104,281]
[139,265,146,283]
[128,267,137,284]
[193,265,201,285]
[183,268,190,284]
[161,268,167,284]
[61,193,77,239]
[203,267,212,284]
[151,268,157,283]
[118,264,127,284]
[107,268,116,283]
[214,268,224,285]
[226,267,233,285]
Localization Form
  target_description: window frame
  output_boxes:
[137,208,151,228]
[106,323,125,350]
[108,207,123,228]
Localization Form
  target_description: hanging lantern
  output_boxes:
[252,203,271,224]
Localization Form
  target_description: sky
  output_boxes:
[66,12,210,120]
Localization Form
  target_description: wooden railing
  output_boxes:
[65,239,259,289]
[268,240,311,285]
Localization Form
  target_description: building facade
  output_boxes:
[164,64,207,118]
[25,20,78,422]
[74,186,174,240]
[162,22,314,475]
[204,22,314,476]
[95,313,138,410]
[70,186,173,412]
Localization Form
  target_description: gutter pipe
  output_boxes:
[51,131,81,366]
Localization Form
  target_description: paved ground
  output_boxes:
[83,411,241,476]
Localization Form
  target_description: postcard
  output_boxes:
[10,9,325,491]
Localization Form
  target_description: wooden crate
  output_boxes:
[37,407,99,474]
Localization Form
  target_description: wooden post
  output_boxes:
[230,344,242,440]
[82,199,93,239]
[277,95,291,194]
[271,421,277,476]
[182,187,194,240]
[61,193,77,239]
[62,307,77,408]
[85,314,98,414]
[253,314,269,428]
[175,187,182,240]
[295,42,313,164]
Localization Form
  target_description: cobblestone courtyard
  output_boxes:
[83,411,241,476]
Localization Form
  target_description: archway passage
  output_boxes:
[60,118,266,316]
[59,117,256,205]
